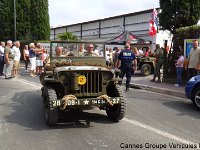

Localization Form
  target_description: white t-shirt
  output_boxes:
[0,46,4,56]
[13,46,21,61]
[139,49,144,55]
[176,55,184,67]
[105,50,110,61]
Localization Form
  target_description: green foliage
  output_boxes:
[0,0,13,40]
[16,0,31,40]
[173,25,200,51]
[159,0,200,34]
[167,25,200,78]
[0,0,50,41]
[57,32,78,41]
[30,0,50,40]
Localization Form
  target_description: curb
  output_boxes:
[130,83,186,99]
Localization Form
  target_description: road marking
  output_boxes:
[14,78,41,89]
[15,78,198,147]
[124,118,199,149]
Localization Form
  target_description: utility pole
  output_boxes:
[14,0,16,41]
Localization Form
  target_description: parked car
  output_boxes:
[185,75,200,110]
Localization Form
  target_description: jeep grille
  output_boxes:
[76,72,103,95]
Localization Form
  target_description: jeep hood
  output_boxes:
[54,66,110,73]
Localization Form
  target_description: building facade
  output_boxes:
[50,8,172,48]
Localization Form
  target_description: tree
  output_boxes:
[159,0,200,79]
[0,0,13,40]
[30,0,50,40]
[0,0,50,41]
[159,0,200,34]
[16,0,31,40]
[57,32,77,41]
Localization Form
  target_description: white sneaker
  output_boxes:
[174,84,179,87]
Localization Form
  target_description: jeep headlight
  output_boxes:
[59,73,68,81]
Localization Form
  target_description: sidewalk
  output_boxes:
[128,72,186,98]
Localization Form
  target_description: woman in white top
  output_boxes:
[175,51,184,87]
[23,45,29,71]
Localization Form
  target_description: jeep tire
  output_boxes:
[141,64,151,76]
[43,86,59,126]
[106,85,126,122]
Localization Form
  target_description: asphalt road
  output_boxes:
[0,74,200,150]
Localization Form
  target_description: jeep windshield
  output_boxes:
[50,41,105,58]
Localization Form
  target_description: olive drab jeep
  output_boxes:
[136,56,156,76]
[40,41,127,126]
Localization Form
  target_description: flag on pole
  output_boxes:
[149,8,158,36]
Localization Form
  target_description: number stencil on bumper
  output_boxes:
[51,97,121,107]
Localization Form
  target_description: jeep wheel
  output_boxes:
[191,87,200,110]
[43,86,58,126]
[106,85,126,122]
[141,64,151,76]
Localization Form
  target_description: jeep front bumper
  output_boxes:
[51,97,122,108]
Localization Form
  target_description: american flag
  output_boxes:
[149,8,158,36]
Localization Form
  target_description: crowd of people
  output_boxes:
[0,40,199,89]
[149,39,200,87]
[0,40,48,79]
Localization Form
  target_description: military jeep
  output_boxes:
[136,56,156,76]
[40,41,126,126]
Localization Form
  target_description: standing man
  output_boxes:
[4,40,14,79]
[0,42,5,76]
[13,41,21,77]
[113,47,121,78]
[116,43,137,91]
[150,44,164,83]
[187,39,200,79]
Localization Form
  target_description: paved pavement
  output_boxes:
[128,72,186,98]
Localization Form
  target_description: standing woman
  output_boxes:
[23,45,29,72]
[29,43,43,77]
[35,43,44,75]
[42,49,48,67]
[174,51,184,87]
[132,47,139,56]
[0,42,5,76]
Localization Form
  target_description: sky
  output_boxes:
[48,0,160,27]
